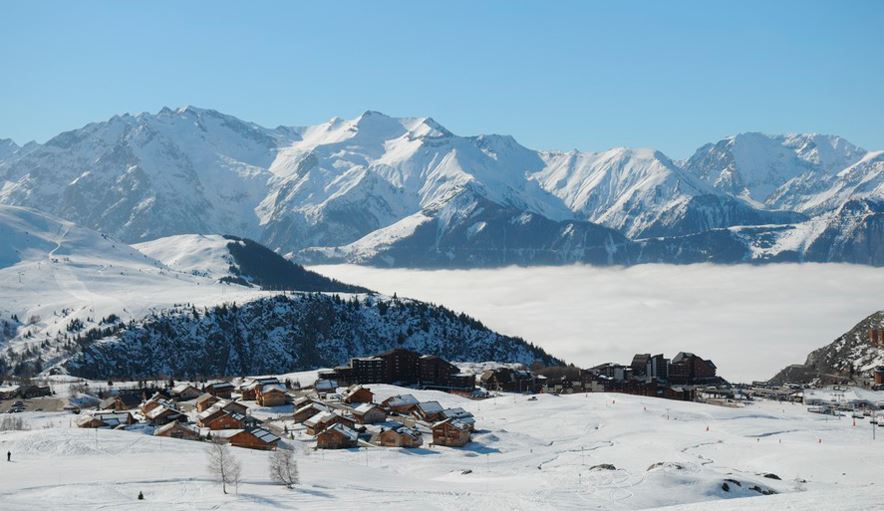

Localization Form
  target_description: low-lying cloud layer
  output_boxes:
[310,264,884,382]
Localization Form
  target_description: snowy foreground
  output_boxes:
[2,387,882,510]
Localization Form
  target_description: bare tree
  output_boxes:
[207,440,240,494]
[269,448,299,489]
[229,454,243,495]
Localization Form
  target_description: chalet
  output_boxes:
[98,393,141,411]
[77,411,135,429]
[216,427,280,450]
[413,401,445,422]
[218,399,249,415]
[874,366,884,386]
[304,411,355,435]
[352,403,386,424]
[154,421,200,440]
[440,407,475,430]
[240,377,281,401]
[293,395,316,409]
[145,404,185,426]
[293,402,329,423]
[256,383,289,407]
[373,424,423,448]
[343,385,373,404]
[316,423,359,449]
[382,394,419,414]
[314,378,338,396]
[194,393,220,413]
[198,403,255,429]
[432,418,471,447]
[205,411,250,430]
[170,383,201,401]
[204,381,235,399]
[140,392,166,415]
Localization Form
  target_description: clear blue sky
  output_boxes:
[1,0,882,158]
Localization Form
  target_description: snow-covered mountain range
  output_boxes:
[1,107,881,266]
[0,205,557,378]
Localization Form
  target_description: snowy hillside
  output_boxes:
[2,107,883,266]
[64,293,558,379]
[0,206,551,377]
[134,234,366,292]
[3,387,884,510]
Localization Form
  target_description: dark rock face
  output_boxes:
[769,311,884,385]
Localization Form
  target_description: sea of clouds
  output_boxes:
[310,263,884,382]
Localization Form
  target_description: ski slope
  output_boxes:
[0,206,274,366]
[0,387,882,510]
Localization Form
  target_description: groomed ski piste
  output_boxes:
[1,381,882,510]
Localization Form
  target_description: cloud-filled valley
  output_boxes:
[311,263,884,382]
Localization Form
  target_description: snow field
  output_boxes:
[1,388,882,510]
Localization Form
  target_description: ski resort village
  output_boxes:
[2,339,884,510]
[4,8,884,505]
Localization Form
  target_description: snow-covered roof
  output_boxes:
[155,421,198,435]
[304,410,336,427]
[248,427,280,444]
[315,379,338,391]
[295,402,328,415]
[147,405,182,420]
[241,377,280,390]
[441,407,472,419]
[384,394,418,407]
[345,385,371,397]
[195,393,218,404]
[323,423,358,441]
[384,423,421,439]
[417,401,444,414]
[261,383,286,393]
[433,418,471,432]
[198,404,224,420]
[171,383,197,394]
[293,395,314,407]
[353,403,380,414]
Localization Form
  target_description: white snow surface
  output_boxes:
[1,387,882,510]
[133,234,240,278]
